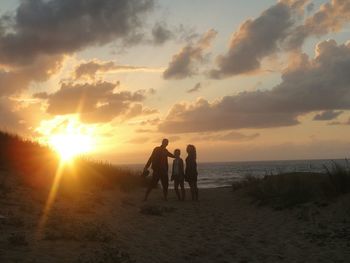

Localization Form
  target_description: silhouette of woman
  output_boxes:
[185,144,198,201]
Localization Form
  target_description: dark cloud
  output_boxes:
[187,82,202,93]
[0,0,154,65]
[306,2,315,13]
[328,117,350,126]
[151,136,180,143]
[0,0,154,95]
[163,29,217,79]
[209,1,307,78]
[74,60,149,79]
[313,110,343,121]
[0,55,63,96]
[159,39,350,133]
[152,22,174,45]
[35,81,154,123]
[195,131,260,142]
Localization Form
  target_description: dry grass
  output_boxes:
[232,170,344,209]
[324,160,350,194]
[0,131,145,194]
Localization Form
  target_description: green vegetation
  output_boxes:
[233,161,350,209]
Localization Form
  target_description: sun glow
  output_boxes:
[37,116,95,162]
[49,132,93,161]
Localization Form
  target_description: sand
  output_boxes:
[0,179,350,263]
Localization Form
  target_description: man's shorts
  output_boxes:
[150,170,168,189]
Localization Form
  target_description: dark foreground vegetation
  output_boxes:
[233,161,350,209]
[0,130,146,263]
[0,131,145,194]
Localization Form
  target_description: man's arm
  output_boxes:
[144,148,155,171]
[166,149,176,158]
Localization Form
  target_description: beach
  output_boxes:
[1,181,349,263]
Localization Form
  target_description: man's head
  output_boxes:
[174,149,180,158]
[161,138,169,148]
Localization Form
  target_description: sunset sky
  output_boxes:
[0,0,350,164]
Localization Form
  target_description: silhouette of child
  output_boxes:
[171,149,185,201]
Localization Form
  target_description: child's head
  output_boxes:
[174,149,181,158]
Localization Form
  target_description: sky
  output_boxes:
[0,0,350,164]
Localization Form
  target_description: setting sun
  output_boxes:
[36,116,95,162]
[49,132,93,161]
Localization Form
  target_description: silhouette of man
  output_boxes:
[143,138,175,201]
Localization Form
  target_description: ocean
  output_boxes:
[122,159,346,189]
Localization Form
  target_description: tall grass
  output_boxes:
[233,160,350,209]
[323,160,350,194]
[0,130,144,192]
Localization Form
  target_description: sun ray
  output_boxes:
[36,160,65,239]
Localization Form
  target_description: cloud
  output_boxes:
[209,1,307,78]
[210,0,350,78]
[313,110,343,121]
[0,0,154,65]
[152,136,181,144]
[123,103,158,120]
[0,97,47,135]
[0,0,154,95]
[0,55,63,96]
[127,137,150,144]
[35,81,154,123]
[74,60,153,79]
[328,117,350,126]
[139,118,160,126]
[163,29,217,79]
[135,128,154,133]
[159,39,350,133]
[0,98,25,132]
[187,82,202,93]
[287,0,350,49]
[195,131,260,142]
[152,22,174,45]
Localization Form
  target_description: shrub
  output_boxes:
[323,160,350,194]
[234,172,333,209]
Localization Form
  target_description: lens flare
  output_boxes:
[37,116,95,162]
[49,132,93,161]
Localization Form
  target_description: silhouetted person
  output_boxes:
[143,139,175,201]
[171,149,185,201]
[185,144,198,201]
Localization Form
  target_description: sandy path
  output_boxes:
[108,188,350,263]
[1,184,349,263]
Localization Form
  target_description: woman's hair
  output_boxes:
[186,144,196,160]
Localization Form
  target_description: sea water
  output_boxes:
[123,159,346,188]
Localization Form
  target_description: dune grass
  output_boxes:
[233,160,350,209]
[324,160,350,194]
[0,130,145,194]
